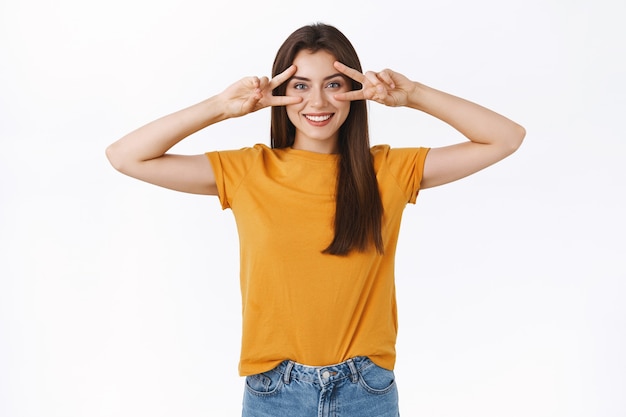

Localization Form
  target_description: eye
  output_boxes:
[293,83,307,90]
[327,81,341,89]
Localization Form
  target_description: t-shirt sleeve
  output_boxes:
[205,146,261,209]
[376,146,430,204]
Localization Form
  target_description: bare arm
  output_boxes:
[105,65,301,195]
[106,96,226,195]
[407,82,525,189]
[333,62,525,189]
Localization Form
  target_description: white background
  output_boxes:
[1,0,624,416]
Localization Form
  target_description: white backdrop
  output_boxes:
[1,0,624,416]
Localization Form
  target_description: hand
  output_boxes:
[333,61,415,107]
[219,65,303,118]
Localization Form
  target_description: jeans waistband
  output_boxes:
[274,356,372,386]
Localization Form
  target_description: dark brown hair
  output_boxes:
[271,23,384,255]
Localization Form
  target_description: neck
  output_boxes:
[292,137,339,154]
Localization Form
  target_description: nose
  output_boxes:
[309,87,328,108]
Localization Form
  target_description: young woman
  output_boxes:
[106,23,524,417]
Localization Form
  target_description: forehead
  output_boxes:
[292,50,338,77]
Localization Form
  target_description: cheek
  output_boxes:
[338,104,352,127]
[285,106,299,125]
[332,99,351,118]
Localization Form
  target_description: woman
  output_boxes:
[106,23,524,417]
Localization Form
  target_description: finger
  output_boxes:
[363,70,385,93]
[241,94,262,114]
[269,65,297,90]
[258,76,270,90]
[245,76,260,90]
[377,70,395,89]
[334,90,366,102]
[333,61,366,84]
[268,95,303,107]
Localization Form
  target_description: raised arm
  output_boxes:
[333,62,525,189]
[401,82,525,189]
[105,65,301,195]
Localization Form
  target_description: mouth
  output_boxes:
[304,113,334,126]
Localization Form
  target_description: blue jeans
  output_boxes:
[242,356,399,417]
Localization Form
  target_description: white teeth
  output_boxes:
[305,114,332,122]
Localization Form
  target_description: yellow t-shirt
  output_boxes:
[206,144,429,376]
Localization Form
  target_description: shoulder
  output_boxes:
[211,143,269,156]
[370,145,430,166]
[206,144,277,180]
[370,145,431,203]
[370,144,391,159]
[208,143,277,163]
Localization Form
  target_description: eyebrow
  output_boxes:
[290,73,345,82]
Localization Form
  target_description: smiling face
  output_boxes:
[285,49,351,154]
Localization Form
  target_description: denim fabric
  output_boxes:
[242,356,399,417]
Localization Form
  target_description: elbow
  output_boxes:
[515,123,526,146]
[506,123,526,155]
[105,142,126,173]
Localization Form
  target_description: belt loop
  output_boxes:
[347,358,359,383]
[283,361,294,384]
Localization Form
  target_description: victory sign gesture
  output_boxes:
[219,65,303,118]
[333,61,415,107]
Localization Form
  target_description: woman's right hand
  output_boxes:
[219,65,302,118]
[106,65,302,195]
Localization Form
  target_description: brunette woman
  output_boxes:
[106,23,524,417]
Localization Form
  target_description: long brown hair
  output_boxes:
[271,23,384,255]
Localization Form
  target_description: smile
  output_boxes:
[304,114,334,122]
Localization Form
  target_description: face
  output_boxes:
[285,49,351,154]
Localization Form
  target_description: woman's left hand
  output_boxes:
[333,61,415,107]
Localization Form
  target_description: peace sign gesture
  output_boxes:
[333,61,415,107]
[219,65,303,118]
